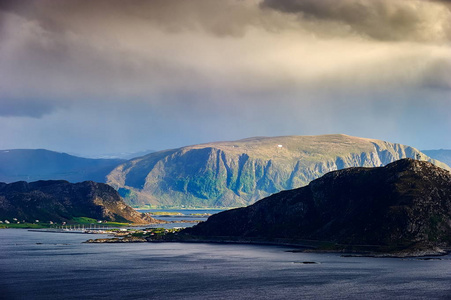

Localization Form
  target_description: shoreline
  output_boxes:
[155,238,451,258]
[84,234,451,258]
[134,207,233,212]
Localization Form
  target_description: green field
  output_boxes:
[0,217,130,229]
[0,223,52,229]
[71,217,129,227]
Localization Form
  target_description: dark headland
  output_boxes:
[178,159,451,256]
[0,180,160,225]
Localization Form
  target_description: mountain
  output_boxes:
[106,134,449,208]
[0,149,125,183]
[422,150,451,169]
[0,180,159,224]
[184,159,451,254]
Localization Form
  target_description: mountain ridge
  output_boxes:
[106,134,450,207]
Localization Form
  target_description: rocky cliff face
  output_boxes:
[185,159,451,252]
[107,135,449,208]
[0,180,158,224]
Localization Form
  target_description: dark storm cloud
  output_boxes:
[0,0,18,10]
[0,0,450,155]
[1,0,450,119]
[0,0,271,38]
[262,0,451,42]
[0,0,284,118]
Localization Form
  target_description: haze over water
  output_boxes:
[1,230,450,299]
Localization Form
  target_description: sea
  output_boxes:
[1,229,450,300]
[138,209,224,223]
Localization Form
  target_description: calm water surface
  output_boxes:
[138,209,225,215]
[138,209,224,223]
[1,229,450,300]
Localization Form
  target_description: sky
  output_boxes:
[1,0,450,157]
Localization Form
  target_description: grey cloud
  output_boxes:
[262,0,451,42]
[1,0,450,120]
[0,0,276,39]
[0,0,23,11]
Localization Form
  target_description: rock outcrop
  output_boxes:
[107,134,449,207]
[184,159,451,253]
[0,180,159,224]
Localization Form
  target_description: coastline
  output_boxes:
[84,234,451,258]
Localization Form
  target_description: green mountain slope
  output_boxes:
[106,134,450,208]
[0,149,125,183]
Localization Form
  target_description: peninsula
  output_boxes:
[0,180,161,226]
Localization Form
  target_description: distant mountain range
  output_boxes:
[422,150,451,169]
[2,138,450,209]
[106,134,450,208]
[184,159,451,255]
[0,149,124,183]
[0,180,158,224]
